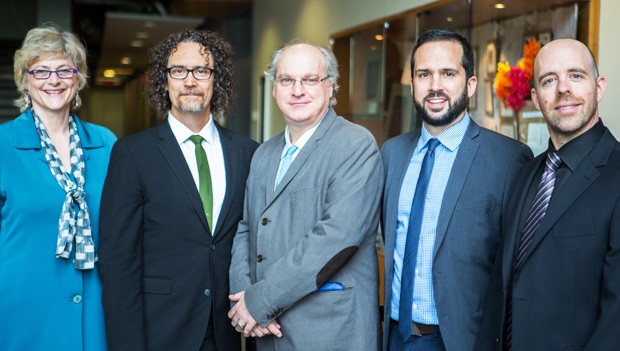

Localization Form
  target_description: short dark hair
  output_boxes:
[148,29,235,118]
[410,29,474,81]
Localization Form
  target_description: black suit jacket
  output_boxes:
[477,127,620,351]
[99,119,258,351]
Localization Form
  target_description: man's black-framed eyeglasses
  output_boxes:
[27,68,78,80]
[167,66,215,80]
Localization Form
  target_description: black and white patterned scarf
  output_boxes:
[33,110,96,270]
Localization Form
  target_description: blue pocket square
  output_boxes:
[318,281,345,291]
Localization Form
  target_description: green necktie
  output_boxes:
[189,135,213,234]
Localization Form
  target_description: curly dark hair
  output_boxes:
[148,29,235,118]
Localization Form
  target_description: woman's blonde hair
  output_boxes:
[13,23,88,112]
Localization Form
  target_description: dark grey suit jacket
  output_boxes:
[381,118,532,351]
[477,126,620,351]
[99,119,258,351]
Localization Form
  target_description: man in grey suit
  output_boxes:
[228,41,383,350]
[381,29,532,351]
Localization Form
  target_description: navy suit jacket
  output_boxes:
[476,126,620,351]
[381,118,532,351]
[99,119,258,351]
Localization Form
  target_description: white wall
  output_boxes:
[598,0,620,137]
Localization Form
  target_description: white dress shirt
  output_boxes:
[275,118,324,189]
[168,112,226,233]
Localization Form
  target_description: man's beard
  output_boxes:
[177,90,206,113]
[413,87,469,127]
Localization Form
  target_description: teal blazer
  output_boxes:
[0,109,116,351]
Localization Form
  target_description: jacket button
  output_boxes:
[72,295,83,304]
[261,218,269,225]
[257,255,265,262]
[210,244,215,251]
[204,289,212,296]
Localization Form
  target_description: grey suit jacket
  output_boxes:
[381,118,532,351]
[230,108,383,350]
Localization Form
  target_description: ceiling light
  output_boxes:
[103,69,116,78]
[120,56,131,65]
[136,31,150,39]
[446,17,454,22]
[495,3,506,9]
[144,21,155,28]
[375,34,384,41]
[130,40,144,48]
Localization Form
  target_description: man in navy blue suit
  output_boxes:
[381,29,532,351]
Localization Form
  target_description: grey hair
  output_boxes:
[265,40,340,106]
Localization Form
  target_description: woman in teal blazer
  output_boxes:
[0,25,116,351]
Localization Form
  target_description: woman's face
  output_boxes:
[26,55,79,118]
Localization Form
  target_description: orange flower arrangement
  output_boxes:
[494,38,541,111]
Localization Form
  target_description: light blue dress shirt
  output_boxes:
[391,114,470,324]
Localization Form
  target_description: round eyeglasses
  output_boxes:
[27,68,78,80]
[275,76,329,87]
[167,66,215,80]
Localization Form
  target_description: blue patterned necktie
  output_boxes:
[275,145,298,190]
[399,138,440,339]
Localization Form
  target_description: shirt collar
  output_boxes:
[553,118,605,172]
[417,113,470,153]
[283,115,325,150]
[167,111,219,146]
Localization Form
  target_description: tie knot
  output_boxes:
[189,135,204,145]
[545,151,562,172]
[284,145,298,157]
[426,138,440,153]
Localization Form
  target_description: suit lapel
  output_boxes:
[517,133,615,268]
[12,109,50,163]
[433,122,480,258]
[156,119,210,233]
[383,131,420,259]
[501,156,544,286]
[214,125,238,239]
[263,134,286,207]
[265,109,338,208]
[74,114,105,162]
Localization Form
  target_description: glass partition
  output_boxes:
[332,0,595,152]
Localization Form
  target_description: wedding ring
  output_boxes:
[235,322,244,332]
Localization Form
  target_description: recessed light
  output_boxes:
[144,21,155,28]
[375,34,384,41]
[120,56,131,65]
[447,17,454,22]
[495,3,506,9]
[136,31,150,39]
[130,40,144,48]
[103,69,116,78]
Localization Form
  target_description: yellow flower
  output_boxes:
[494,61,511,107]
